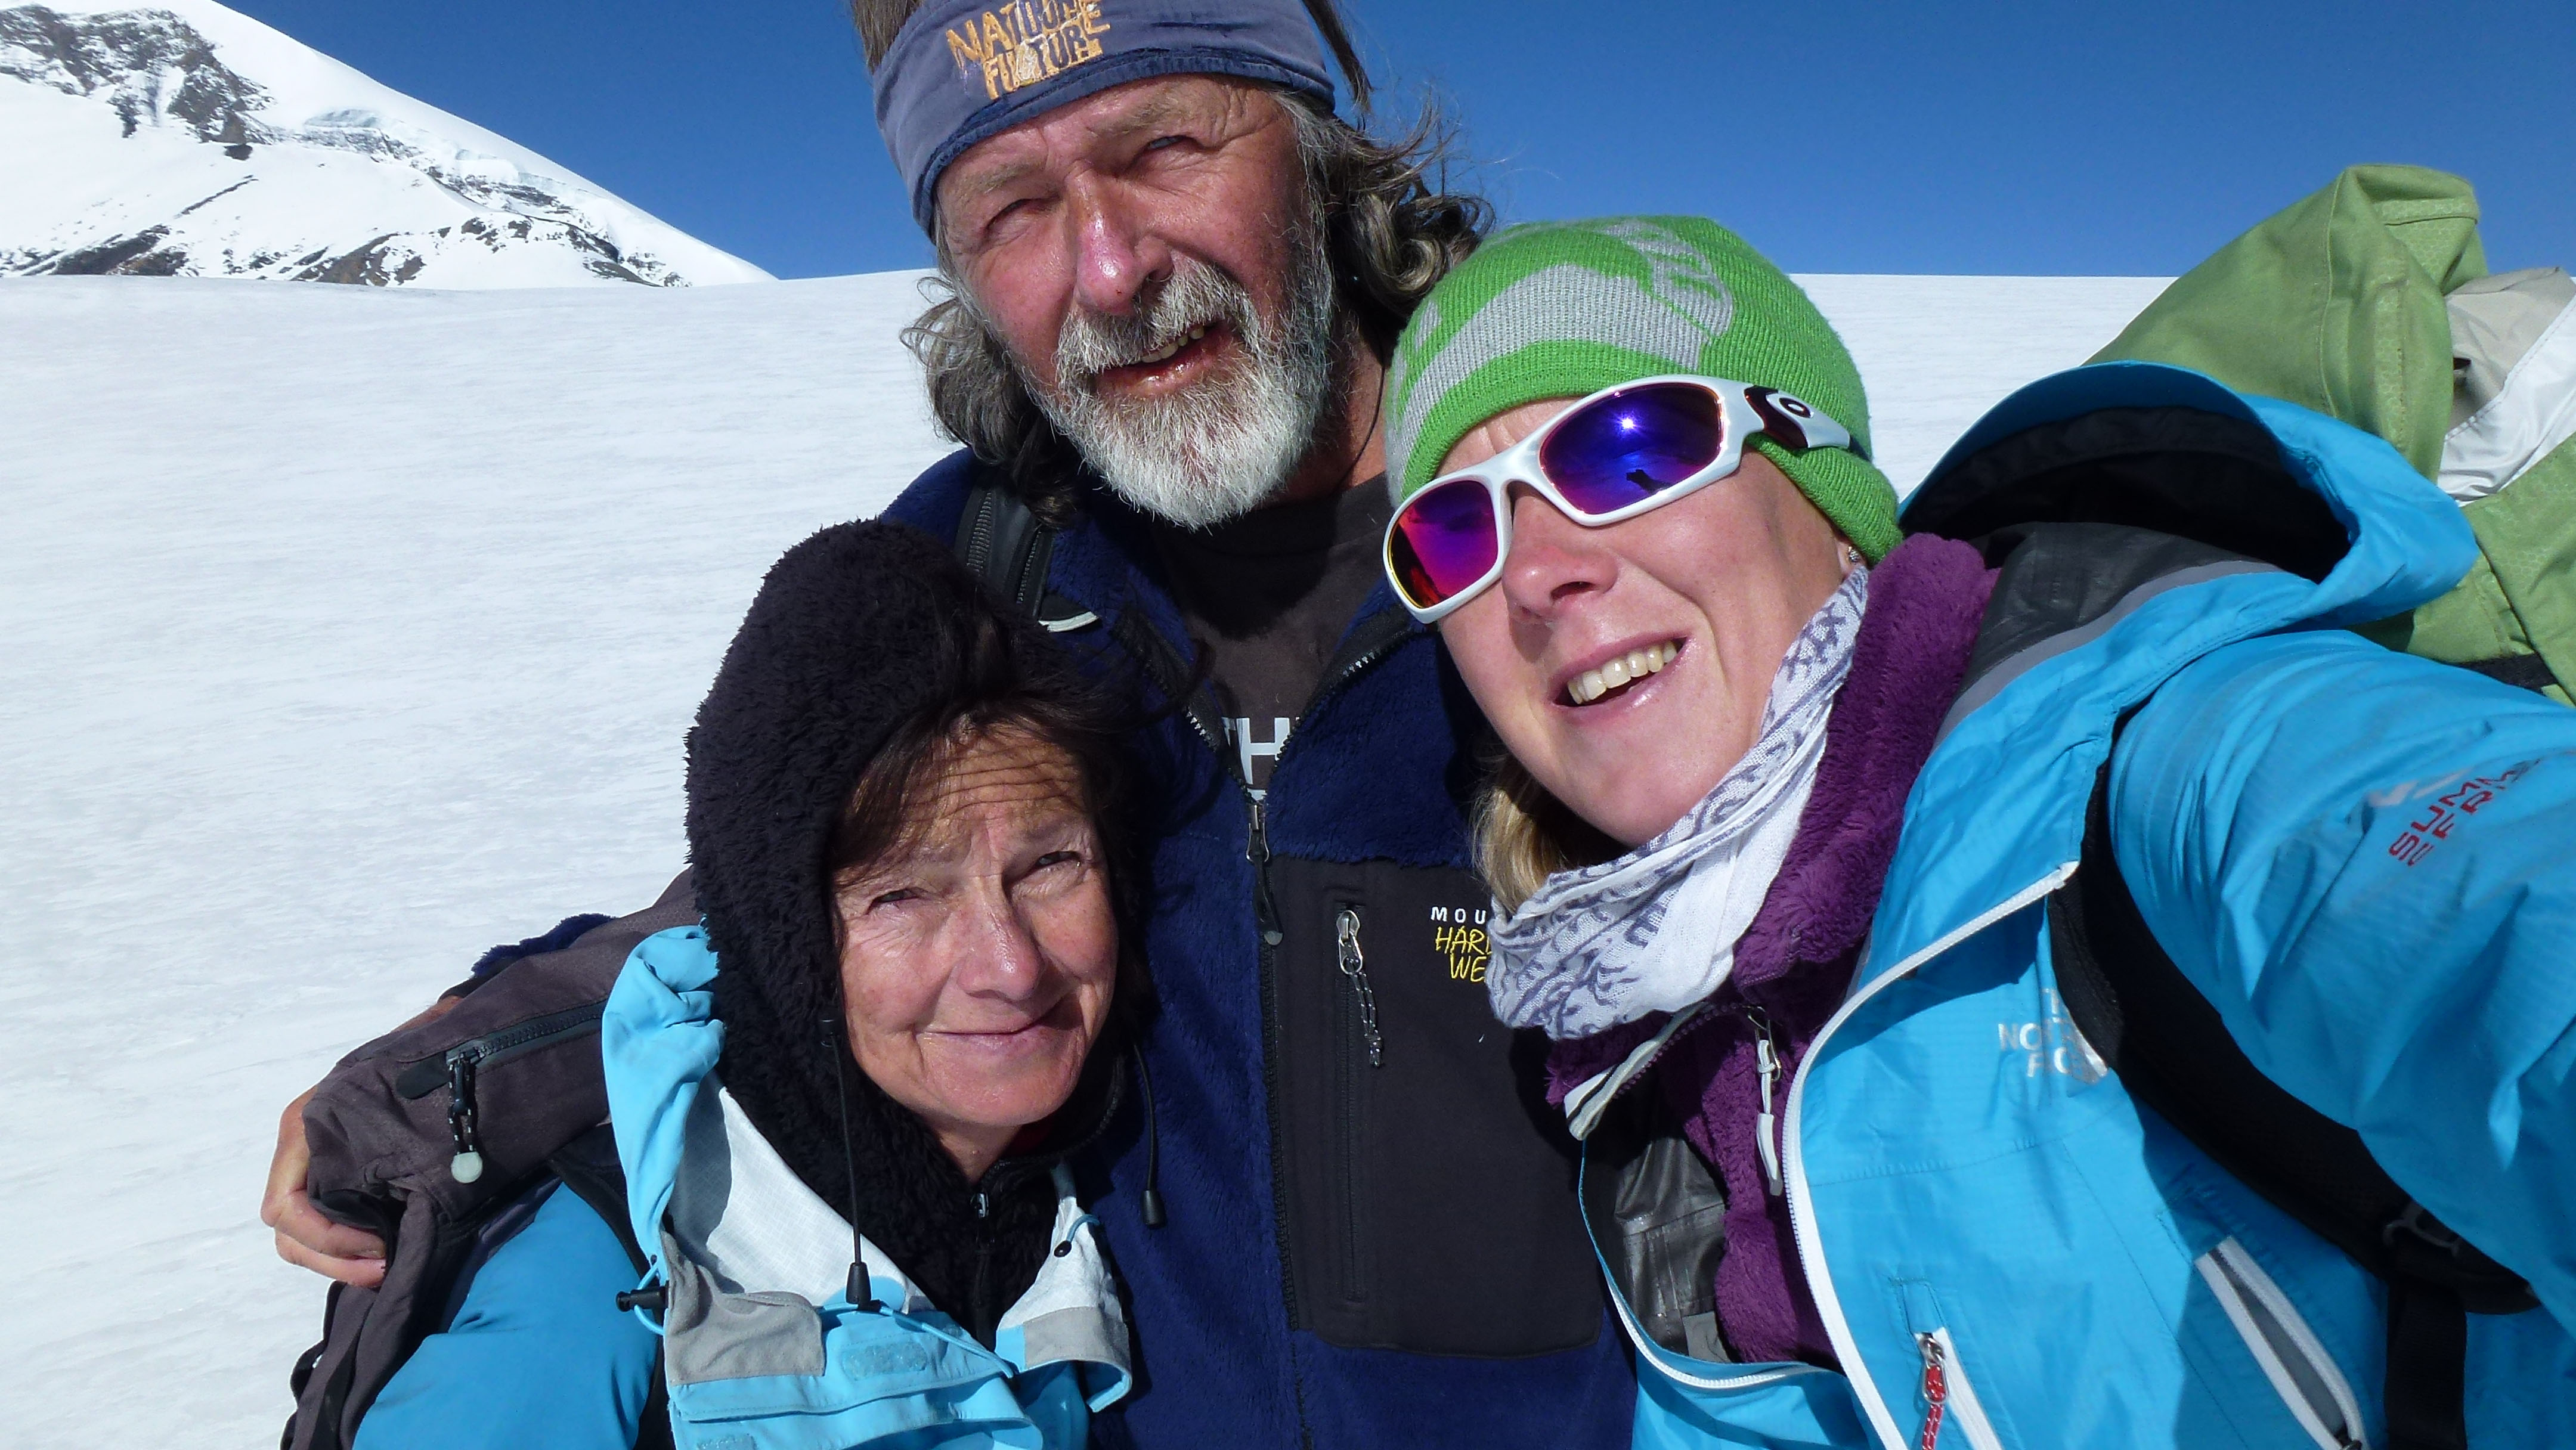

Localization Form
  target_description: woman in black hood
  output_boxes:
[355,520,1150,1450]
[689,519,1150,1343]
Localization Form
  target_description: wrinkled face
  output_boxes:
[1434,400,1851,847]
[935,75,1337,526]
[834,727,1117,1175]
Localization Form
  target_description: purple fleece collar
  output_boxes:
[1546,534,1996,1367]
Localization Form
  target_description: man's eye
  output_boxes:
[1033,850,1083,871]
[971,194,1041,245]
[867,887,921,910]
[1141,134,1185,154]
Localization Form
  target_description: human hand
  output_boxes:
[261,994,465,1285]
[262,1086,386,1286]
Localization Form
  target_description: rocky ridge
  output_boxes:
[0,2,768,286]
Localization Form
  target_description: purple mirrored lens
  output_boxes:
[1537,382,1724,515]
[1389,477,1500,610]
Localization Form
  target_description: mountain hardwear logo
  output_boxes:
[1428,904,1490,983]
[944,1,1112,103]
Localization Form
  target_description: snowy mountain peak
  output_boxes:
[0,1,771,287]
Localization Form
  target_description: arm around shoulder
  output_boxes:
[273,872,699,1281]
[2109,629,2576,1329]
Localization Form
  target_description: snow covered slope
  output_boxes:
[0,0,769,286]
[0,269,2164,1447]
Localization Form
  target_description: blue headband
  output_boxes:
[874,0,1336,235]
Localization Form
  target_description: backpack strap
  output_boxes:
[952,474,1098,632]
[2051,740,2537,1450]
[546,1127,672,1450]
[2456,652,2559,693]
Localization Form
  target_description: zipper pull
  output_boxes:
[1751,1014,1783,1197]
[1247,798,1283,947]
[1336,909,1384,1067]
[447,1051,485,1183]
[1916,1332,1949,1450]
[973,1189,990,1220]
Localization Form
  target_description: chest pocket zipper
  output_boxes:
[1330,906,1382,1307]
[1908,1322,2007,1450]
[2197,1237,2367,1450]
[1335,908,1383,1067]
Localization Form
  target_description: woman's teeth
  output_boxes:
[1130,324,1209,367]
[1567,641,1679,705]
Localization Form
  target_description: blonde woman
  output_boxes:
[1380,216,2576,1448]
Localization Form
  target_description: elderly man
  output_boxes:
[265,2,1631,1445]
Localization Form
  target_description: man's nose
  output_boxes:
[1064,172,1169,317]
[1497,489,1617,615]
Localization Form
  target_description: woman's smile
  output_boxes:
[922,996,1087,1057]
[1553,635,1685,710]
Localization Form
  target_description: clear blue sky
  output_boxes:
[228,0,2574,280]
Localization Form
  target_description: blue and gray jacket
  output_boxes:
[1580,363,2576,1448]
[355,927,1132,1450]
[605,927,1131,1449]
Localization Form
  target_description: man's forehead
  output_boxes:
[938,74,1262,202]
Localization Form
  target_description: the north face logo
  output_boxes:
[945,1,1111,102]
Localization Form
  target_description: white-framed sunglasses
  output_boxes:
[1383,374,1855,623]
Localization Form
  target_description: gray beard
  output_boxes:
[1024,230,1340,529]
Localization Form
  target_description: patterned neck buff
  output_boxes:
[1487,566,1869,1040]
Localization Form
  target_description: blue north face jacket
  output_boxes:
[1574,363,2576,1448]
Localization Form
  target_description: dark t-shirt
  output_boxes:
[1149,480,1393,794]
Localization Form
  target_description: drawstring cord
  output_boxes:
[1133,1046,1166,1229]
[822,1015,1163,1291]
[823,1014,879,1312]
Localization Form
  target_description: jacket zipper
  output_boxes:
[1782,865,2076,1449]
[1333,906,1379,1305]
[1915,1333,1946,1450]
[968,1188,995,1344]
[960,488,1001,582]
[392,1002,608,1183]
[1117,608,1416,1318]
[2197,1237,2366,1450]
[1334,908,1383,1067]
[1914,1329,2004,1450]
[1109,601,1416,1439]
[1113,606,1305,1321]
[1748,1007,1783,1197]
[1239,611,1412,1333]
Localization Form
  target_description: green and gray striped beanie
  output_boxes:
[1383,216,1900,560]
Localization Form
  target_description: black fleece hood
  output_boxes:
[684,519,1125,1340]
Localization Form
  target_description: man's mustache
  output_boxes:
[1054,259,1260,394]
